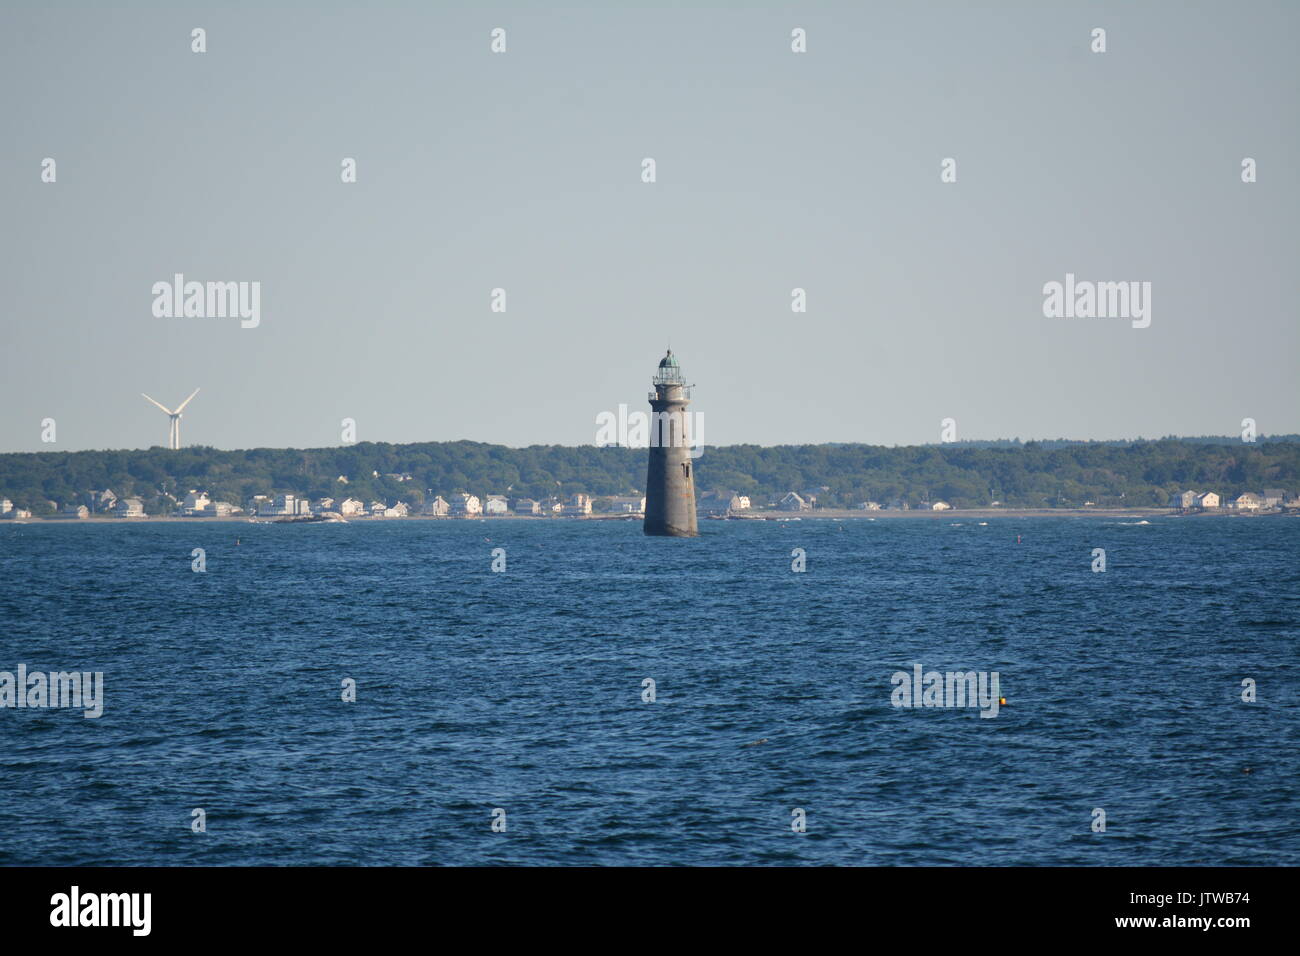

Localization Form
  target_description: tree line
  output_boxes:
[1,438,1297,514]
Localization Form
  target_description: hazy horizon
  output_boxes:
[3,1,1297,453]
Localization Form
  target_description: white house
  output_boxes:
[423,496,450,516]
[931,501,952,511]
[1234,492,1262,511]
[1262,489,1287,508]
[381,502,409,518]
[253,494,300,517]
[338,497,365,516]
[59,503,89,519]
[182,490,211,514]
[857,501,882,511]
[606,495,646,514]
[513,498,541,515]
[1170,490,1198,511]
[452,494,482,516]
[0,498,11,515]
[1194,492,1220,510]
[484,494,509,515]
[114,497,146,518]
[564,493,592,515]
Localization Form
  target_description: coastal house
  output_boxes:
[312,497,336,513]
[698,490,736,516]
[451,494,482,516]
[260,494,300,517]
[513,498,541,515]
[931,501,952,511]
[605,495,646,514]
[1169,490,1198,511]
[1193,492,1220,510]
[700,491,751,515]
[1262,489,1288,508]
[368,501,387,515]
[182,490,211,514]
[58,503,89,519]
[564,493,593,516]
[1233,492,1262,512]
[6,507,33,519]
[381,502,409,518]
[857,501,882,511]
[338,497,365,516]
[484,494,509,516]
[423,496,450,517]
[114,497,146,518]
[247,494,272,514]
[92,489,117,512]
[779,492,810,512]
[0,498,11,515]
[209,501,236,517]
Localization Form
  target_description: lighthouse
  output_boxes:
[643,350,698,537]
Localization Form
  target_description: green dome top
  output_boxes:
[658,350,678,368]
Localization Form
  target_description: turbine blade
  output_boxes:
[175,388,200,413]
[141,393,173,414]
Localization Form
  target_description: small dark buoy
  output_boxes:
[1243,767,1252,774]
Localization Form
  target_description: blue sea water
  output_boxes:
[0,516,1296,866]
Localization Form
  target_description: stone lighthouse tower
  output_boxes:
[644,350,698,537]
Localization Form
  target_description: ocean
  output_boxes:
[1,516,1296,866]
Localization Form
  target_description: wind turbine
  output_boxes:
[141,388,200,450]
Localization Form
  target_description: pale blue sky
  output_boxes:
[1,1,1296,452]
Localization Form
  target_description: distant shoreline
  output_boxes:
[7,507,1295,525]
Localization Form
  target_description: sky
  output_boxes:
[1,1,1296,452]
